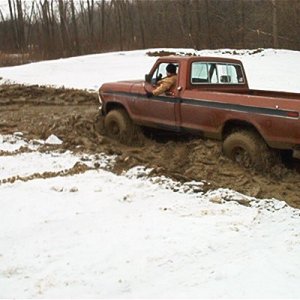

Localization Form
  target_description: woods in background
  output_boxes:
[0,0,299,61]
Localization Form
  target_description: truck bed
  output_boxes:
[248,89,300,100]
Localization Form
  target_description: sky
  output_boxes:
[0,48,300,298]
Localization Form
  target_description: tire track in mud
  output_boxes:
[1,84,300,208]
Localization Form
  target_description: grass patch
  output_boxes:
[0,52,40,67]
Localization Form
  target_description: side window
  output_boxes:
[233,64,245,83]
[191,62,245,85]
[190,62,218,83]
[191,62,209,83]
[209,63,218,83]
[216,64,244,84]
[217,64,229,83]
[151,63,178,85]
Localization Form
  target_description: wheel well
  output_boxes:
[222,120,262,140]
[105,102,126,114]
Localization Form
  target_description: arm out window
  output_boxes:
[150,62,179,85]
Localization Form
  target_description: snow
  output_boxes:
[1,48,300,298]
[45,134,63,145]
[1,48,300,93]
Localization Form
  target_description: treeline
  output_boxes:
[0,0,300,60]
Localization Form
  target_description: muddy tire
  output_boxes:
[223,130,277,170]
[104,109,138,144]
[95,114,105,134]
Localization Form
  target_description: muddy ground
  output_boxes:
[1,84,300,208]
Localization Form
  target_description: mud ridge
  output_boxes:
[0,162,92,185]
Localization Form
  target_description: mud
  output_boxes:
[1,84,300,208]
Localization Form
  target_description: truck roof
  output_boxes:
[157,55,242,64]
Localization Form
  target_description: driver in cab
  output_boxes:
[146,63,177,97]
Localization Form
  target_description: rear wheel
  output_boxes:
[223,130,278,170]
[104,109,138,144]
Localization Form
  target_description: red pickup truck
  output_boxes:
[98,56,300,169]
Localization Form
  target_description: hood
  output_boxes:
[99,80,144,93]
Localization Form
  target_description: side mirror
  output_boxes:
[145,74,151,83]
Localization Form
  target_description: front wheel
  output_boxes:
[222,130,278,170]
[104,109,139,144]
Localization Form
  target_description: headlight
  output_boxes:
[98,92,103,110]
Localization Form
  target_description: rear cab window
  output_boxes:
[191,61,245,85]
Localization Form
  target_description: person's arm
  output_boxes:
[152,78,174,96]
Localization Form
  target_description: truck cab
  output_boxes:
[145,56,249,95]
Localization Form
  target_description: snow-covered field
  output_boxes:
[1,48,300,298]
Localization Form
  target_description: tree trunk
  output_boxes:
[87,0,94,44]
[195,0,202,49]
[8,0,18,49]
[136,0,146,49]
[70,0,80,55]
[58,0,69,56]
[204,0,212,48]
[271,0,279,48]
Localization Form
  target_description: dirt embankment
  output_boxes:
[1,84,300,208]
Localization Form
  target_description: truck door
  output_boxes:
[179,61,246,134]
[133,62,179,131]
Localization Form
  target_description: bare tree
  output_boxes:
[70,0,80,55]
[2,0,300,61]
[86,0,94,42]
[297,0,300,49]
[100,0,105,45]
[7,0,18,49]
[271,0,279,48]
[58,0,70,56]
[175,0,195,48]
[204,0,212,48]
[136,0,146,49]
